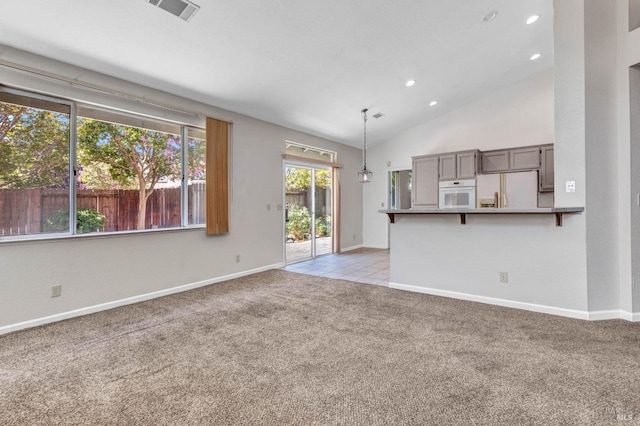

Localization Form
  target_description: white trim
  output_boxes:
[340,244,363,252]
[389,282,593,320]
[364,244,390,250]
[0,262,285,336]
[588,310,625,321]
[618,310,640,322]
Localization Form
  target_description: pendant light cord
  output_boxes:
[362,108,368,170]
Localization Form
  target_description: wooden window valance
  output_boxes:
[206,117,230,235]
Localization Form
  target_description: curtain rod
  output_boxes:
[0,59,213,120]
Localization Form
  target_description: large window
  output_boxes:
[0,91,71,236]
[0,88,205,238]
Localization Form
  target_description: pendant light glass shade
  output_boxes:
[358,108,372,183]
[358,168,373,183]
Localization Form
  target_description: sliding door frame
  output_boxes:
[283,158,339,263]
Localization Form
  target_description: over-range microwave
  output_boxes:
[439,179,476,209]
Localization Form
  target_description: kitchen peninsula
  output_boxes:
[379,144,588,320]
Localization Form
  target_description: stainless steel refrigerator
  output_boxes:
[476,170,538,208]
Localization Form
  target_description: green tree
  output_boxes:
[0,103,69,189]
[285,168,330,191]
[79,161,136,190]
[187,137,206,181]
[77,119,181,230]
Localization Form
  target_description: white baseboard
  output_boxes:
[0,262,285,336]
[588,310,622,321]
[340,244,363,252]
[618,310,640,322]
[388,282,640,321]
[363,244,389,250]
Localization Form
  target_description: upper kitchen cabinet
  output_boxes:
[509,146,541,171]
[412,155,439,209]
[481,145,544,173]
[439,154,457,180]
[481,150,510,173]
[439,150,479,180]
[457,151,479,179]
[539,145,554,192]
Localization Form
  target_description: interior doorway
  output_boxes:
[285,164,333,264]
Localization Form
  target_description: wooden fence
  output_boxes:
[285,191,308,210]
[285,188,329,217]
[0,183,205,236]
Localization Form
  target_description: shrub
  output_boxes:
[44,208,106,234]
[286,204,311,241]
[315,215,331,237]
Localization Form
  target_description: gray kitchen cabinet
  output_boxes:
[509,146,541,171]
[481,150,510,173]
[539,145,554,192]
[457,151,478,179]
[439,154,457,180]
[439,150,479,180]
[412,155,439,208]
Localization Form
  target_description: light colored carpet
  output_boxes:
[1,270,639,425]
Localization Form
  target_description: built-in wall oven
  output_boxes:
[439,179,476,209]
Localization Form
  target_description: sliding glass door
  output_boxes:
[285,165,332,263]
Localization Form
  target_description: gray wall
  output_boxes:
[584,0,620,311]
[0,47,363,330]
[630,0,640,30]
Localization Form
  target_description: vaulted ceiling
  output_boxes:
[0,0,553,147]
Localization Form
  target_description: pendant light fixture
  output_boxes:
[358,108,373,183]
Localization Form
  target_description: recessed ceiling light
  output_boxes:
[429,100,438,107]
[530,53,542,61]
[483,11,498,22]
[526,14,540,25]
[406,80,416,87]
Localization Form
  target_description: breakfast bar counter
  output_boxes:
[380,207,584,227]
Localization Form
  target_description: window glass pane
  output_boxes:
[77,115,182,232]
[0,92,70,237]
[187,127,206,225]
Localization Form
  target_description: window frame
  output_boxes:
[0,87,206,242]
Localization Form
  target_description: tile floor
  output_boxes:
[282,247,390,286]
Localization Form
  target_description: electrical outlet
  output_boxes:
[353,234,356,241]
[235,255,240,262]
[277,204,283,211]
[380,202,385,208]
[51,285,62,298]
[266,204,271,211]
[499,272,509,283]
[566,181,576,193]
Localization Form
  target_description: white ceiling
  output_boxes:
[0,0,553,147]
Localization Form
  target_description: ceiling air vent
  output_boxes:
[146,0,200,22]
